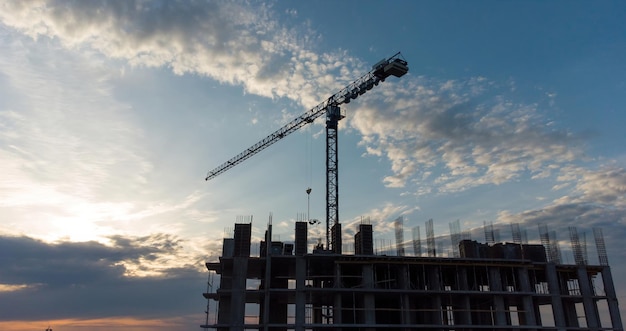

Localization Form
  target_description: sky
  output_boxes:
[1,0,625,330]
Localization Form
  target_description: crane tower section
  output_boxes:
[205,53,409,251]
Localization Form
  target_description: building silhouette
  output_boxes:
[201,221,623,331]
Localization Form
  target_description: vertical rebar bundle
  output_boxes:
[484,221,495,245]
[426,219,435,257]
[549,230,562,264]
[594,227,609,266]
[449,220,461,258]
[412,226,421,257]
[582,232,588,264]
[522,227,529,245]
[539,224,561,263]
[569,226,586,265]
[511,223,522,244]
[539,224,550,255]
[394,216,405,256]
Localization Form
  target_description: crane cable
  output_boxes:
[304,123,313,194]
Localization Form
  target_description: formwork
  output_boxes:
[202,222,623,331]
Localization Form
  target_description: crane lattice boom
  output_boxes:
[205,52,409,251]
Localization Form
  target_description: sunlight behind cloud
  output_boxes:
[0,30,154,243]
[0,283,34,292]
[0,316,192,331]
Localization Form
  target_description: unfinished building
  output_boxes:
[201,221,623,331]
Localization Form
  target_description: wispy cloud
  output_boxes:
[562,165,626,207]
[3,0,601,202]
[342,202,420,239]
[351,77,583,191]
[0,21,236,245]
[0,0,362,109]
[0,29,159,239]
[2,1,624,249]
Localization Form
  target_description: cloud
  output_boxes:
[351,77,583,191]
[0,24,230,245]
[0,29,160,242]
[0,234,206,321]
[0,49,149,202]
[2,1,591,201]
[495,164,626,264]
[341,202,420,240]
[1,2,619,203]
[0,29,150,195]
[564,165,626,207]
[0,0,362,109]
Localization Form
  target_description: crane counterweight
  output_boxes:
[205,52,408,250]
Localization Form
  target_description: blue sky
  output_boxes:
[1,1,625,330]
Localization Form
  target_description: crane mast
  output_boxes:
[206,52,408,252]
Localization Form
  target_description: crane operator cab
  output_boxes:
[373,57,409,80]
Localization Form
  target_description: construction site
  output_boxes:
[200,53,623,330]
[201,220,622,331]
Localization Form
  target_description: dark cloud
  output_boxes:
[0,234,206,321]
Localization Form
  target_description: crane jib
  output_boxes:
[204,52,408,252]
[205,52,408,181]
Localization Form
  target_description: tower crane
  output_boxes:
[205,52,409,252]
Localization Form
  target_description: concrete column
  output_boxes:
[489,267,507,327]
[563,301,579,328]
[545,263,567,331]
[216,273,232,331]
[362,264,376,330]
[576,266,600,330]
[516,267,537,329]
[457,267,472,325]
[231,257,248,331]
[533,303,543,326]
[533,302,543,326]
[427,266,442,325]
[398,265,411,329]
[313,276,322,326]
[295,257,306,331]
[261,224,271,331]
[601,266,624,331]
[334,263,342,328]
